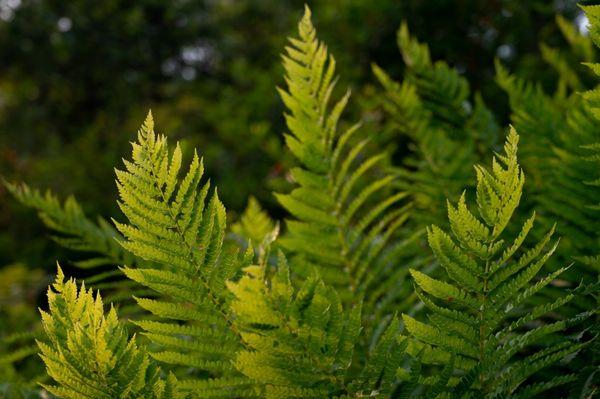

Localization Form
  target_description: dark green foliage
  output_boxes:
[373,25,500,227]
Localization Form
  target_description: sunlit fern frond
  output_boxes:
[275,6,415,325]
[38,266,183,399]
[228,250,409,399]
[113,112,260,397]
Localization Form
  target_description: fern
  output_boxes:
[230,196,276,247]
[395,22,470,131]
[5,182,137,270]
[4,182,150,310]
[275,7,414,326]
[228,250,407,398]
[38,266,182,398]
[497,48,600,287]
[403,128,592,397]
[373,23,499,227]
[2,181,153,392]
[17,5,600,399]
[539,14,596,93]
[113,111,261,397]
[495,59,567,192]
[108,109,419,398]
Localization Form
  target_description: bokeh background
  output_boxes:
[0,0,593,354]
[0,0,592,271]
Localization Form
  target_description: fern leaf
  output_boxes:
[228,250,407,398]
[403,128,591,396]
[114,112,259,397]
[38,267,183,399]
[276,5,413,338]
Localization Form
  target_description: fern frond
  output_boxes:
[5,182,137,269]
[396,22,470,130]
[539,13,597,94]
[38,266,182,399]
[113,112,261,397]
[276,6,413,324]
[373,24,499,228]
[403,128,591,396]
[230,196,276,248]
[5,182,157,314]
[497,54,600,288]
[228,250,407,398]
[495,60,568,188]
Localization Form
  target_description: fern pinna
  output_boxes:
[403,128,592,397]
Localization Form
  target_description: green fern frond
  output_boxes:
[113,112,260,397]
[372,61,475,226]
[275,6,413,322]
[373,24,499,228]
[5,182,138,270]
[228,251,407,398]
[495,60,567,186]
[230,196,276,247]
[38,266,182,399]
[403,128,591,397]
[5,182,156,313]
[538,102,600,274]
[540,43,583,92]
[396,22,470,130]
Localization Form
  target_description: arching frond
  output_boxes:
[4,183,150,311]
[373,24,499,228]
[396,22,470,131]
[5,182,136,269]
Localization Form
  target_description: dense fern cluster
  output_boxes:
[2,5,599,399]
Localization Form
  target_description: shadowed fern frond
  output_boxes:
[5,182,137,270]
[5,182,155,314]
[403,128,592,397]
[372,23,499,228]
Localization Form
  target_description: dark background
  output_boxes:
[0,0,587,272]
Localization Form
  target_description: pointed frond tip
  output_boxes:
[39,268,183,398]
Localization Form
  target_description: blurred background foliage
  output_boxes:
[0,0,596,395]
